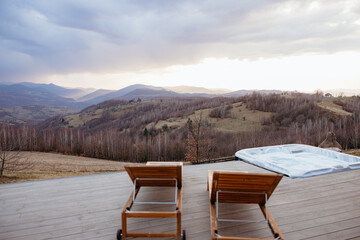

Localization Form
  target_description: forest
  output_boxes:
[0,93,359,163]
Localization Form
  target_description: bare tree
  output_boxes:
[185,114,208,163]
[0,146,29,177]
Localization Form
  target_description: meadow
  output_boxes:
[0,151,139,184]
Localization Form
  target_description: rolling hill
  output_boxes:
[77,89,115,102]
[0,106,76,124]
[81,84,180,105]
[164,85,231,94]
[1,91,359,165]
[16,82,95,99]
[1,82,359,127]
[0,84,84,109]
[0,82,290,112]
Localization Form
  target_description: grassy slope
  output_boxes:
[0,106,76,124]
[65,109,104,127]
[63,100,272,133]
[65,102,139,128]
[63,97,352,133]
[317,97,352,116]
[150,102,272,132]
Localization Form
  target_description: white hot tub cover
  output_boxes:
[235,144,360,178]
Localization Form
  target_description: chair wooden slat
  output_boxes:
[120,162,184,239]
[125,165,182,188]
[208,170,283,240]
[210,171,282,203]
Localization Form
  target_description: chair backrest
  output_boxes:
[125,165,183,188]
[210,171,282,205]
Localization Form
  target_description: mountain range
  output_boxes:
[1,82,358,112]
[0,82,283,110]
[0,83,81,109]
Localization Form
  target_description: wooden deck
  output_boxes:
[1,161,360,240]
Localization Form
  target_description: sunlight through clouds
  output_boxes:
[153,52,360,92]
[1,0,360,91]
[47,52,360,93]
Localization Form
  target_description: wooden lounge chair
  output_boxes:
[117,162,185,240]
[207,170,283,240]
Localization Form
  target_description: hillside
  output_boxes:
[317,97,352,116]
[17,82,94,99]
[39,97,245,131]
[0,106,76,124]
[149,102,271,133]
[164,85,231,94]
[77,89,115,102]
[0,83,86,110]
[1,93,359,165]
[49,98,271,133]
[1,82,287,112]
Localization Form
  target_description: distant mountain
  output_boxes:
[225,89,284,97]
[17,82,94,99]
[0,84,86,110]
[0,82,294,113]
[0,83,182,110]
[78,89,115,102]
[164,86,231,95]
[82,84,177,105]
[121,88,179,100]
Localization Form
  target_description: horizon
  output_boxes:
[3,81,360,97]
[1,1,360,92]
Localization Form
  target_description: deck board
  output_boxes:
[1,161,360,239]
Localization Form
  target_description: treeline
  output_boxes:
[38,98,241,132]
[0,121,290,162]
[243,94,360,149]
[1,94,360,163]
[244,93,327,126]
[333,97,360,114]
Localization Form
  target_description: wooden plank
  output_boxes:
[209,170,219,203]
[125,211,177,218]
[0,161,359,240]
[283,216,360,239]
[306,226,360,240]
[127,231,177,238]
[216,237,275,240]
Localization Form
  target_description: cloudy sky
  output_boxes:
[1,0,360,92]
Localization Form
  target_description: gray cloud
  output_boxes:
[0,0,359,82]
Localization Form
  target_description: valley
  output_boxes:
[1,92,359,164]
[1,82,360,184]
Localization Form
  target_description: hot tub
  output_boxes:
[235,144,360,178]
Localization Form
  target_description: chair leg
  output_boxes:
[210,202,218,239]
[121,211,127,238]
[177,211,182,238]
[121,188,138,239]
[259,204,284,240]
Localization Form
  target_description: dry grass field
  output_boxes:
[317,97,352,116]
[1,149,359,184]
[0,152,140,184]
